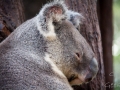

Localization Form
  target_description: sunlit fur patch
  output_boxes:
[44,53,66,78]
[70,75,85,86]
[36,16,56,41]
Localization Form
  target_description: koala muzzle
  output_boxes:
[85,58,98,82]
[85,73,92,82]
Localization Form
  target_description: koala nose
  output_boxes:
[85,58,98,82]
[89,57,98,73]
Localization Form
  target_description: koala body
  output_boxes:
[0,1,98,90]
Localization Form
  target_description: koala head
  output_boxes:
[37,1,98,86]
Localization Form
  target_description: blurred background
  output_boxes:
[113,0,120,90]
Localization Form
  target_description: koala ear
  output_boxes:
[39,1,67,23]
[66,10,84,29]
[37,1,67,40]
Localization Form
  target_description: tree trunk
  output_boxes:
[97,0,113,90]
[65,0,105,90]
[0,0,25,42]
[23,0,47,20]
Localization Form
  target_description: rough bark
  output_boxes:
[0,0,25,42]
[64,0,105,90]
[97,0,113,90]
[23,0,47,20]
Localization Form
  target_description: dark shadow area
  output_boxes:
[23,0,47,20]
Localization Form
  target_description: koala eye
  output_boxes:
[75,52,82,61]
[76,53,80,58]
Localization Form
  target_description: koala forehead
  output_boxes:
[60,20,75,28]
[55,19,77,33]
[56,20,82,41]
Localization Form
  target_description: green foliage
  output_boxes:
[114,0,120,39]
[113,0,120,90]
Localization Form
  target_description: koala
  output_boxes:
[0,1,98,90]
[66,10,83,29]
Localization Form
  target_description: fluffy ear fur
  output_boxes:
[66,10,83,29]
[39,1,67,23]
[36,1,68,40]
[54,0,83,29]
[37,0,83,39]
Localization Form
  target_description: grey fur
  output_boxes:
[66,10,84,29]
[0,1,98,90]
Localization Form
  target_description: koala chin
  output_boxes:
[0,0,98,90]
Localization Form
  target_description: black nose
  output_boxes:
[85,58,98,82]
[85,73,92,82]
[89,58,98,74]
